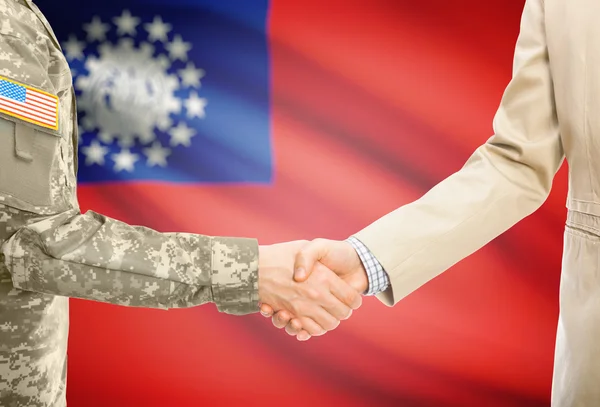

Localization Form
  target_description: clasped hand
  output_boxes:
[258,239,368,341]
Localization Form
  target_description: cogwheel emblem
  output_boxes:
[63,11,207,173]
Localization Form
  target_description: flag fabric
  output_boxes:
[0,76,59,130]
[47,0,271,183]
[31,0,565,406]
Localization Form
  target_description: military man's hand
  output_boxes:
[258,241,362,337]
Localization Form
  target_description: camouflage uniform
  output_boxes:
[0,1,259,405]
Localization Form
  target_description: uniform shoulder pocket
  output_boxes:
[0,116,63,211]
[0,36,71,214]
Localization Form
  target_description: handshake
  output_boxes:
[257,239,370,341]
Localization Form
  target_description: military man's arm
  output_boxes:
[2,208,259,314]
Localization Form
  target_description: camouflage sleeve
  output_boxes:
[1,209,259,314]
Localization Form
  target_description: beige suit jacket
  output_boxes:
[354,0,599,405]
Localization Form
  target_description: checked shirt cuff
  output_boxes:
[346,236,390,296]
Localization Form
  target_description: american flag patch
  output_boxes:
[0,76,59,131]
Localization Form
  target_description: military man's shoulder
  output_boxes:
[0,1,43,38]
[0,1,55,91]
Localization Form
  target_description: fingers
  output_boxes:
[267,311,312,341]
[294,239,329,282]
[291,316,328,337]
[302,304,340,332]
[271,310,292,329]
[286,321,311,341]
[297,330,312,341]
[278,318,314,341]
[328,273,363,311]
[284,318,304,336]
[265,309,321,341]
[317,291,353,321]
[295,284,347,328]
[260,303,274,317]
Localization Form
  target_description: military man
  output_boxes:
[0,0,363,405]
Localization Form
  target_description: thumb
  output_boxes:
[294,239,328,282]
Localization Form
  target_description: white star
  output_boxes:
[63,35,85,60]
[169,122,196,147]
[144,16,172,42]
[184,92,207,118]
[112,149,139,172]
[83,16,110,42]
[82,140,109,166]
[143,141,171,167]
[178,62,205,88]
[165,35,191,61]
[113,10,140,36]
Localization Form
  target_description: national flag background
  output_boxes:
[34,0,566,406]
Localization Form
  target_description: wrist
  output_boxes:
[342,240,369,293]
[355,264,369,294]
[257,245,269,303]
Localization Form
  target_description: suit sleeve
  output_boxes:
[353,0,564,306]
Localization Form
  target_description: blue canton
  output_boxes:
[0,79,26,103]
[37,1,272,185]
